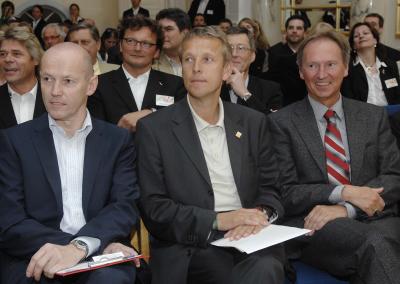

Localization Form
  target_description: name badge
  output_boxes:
[206,9,214,15]
[385,78,399,89]
[156,95,174,106]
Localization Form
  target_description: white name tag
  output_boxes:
[156,95,174,106]
[385,78,399,89]
[206,9,214,15]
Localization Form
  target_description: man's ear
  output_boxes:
[87,74,98,97]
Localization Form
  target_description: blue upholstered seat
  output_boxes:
[285,261,348,284]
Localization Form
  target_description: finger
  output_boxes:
[133,258,141,268]
[251,225,263,235]
[33,253,52,281]
[372,187,384,193]
[26,248,47,278]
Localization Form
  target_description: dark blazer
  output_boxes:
[32,18,46,48]
[0,114,139,265]
[381,43,400,62]
[0,83,46,129]
[88,67,186,124]
[220,75,282,115]
[188,0,225,26]
[122,7,150,19]
[268,97,400,225]
[342,59,400,105]
[136,99,284,284]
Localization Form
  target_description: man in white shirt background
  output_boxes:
[0,25,46,129]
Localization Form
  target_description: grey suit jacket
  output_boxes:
[268,97,400,225]
[136,98,283,284]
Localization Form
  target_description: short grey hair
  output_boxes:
[41,23,66,41]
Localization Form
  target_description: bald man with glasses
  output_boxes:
[88,16,186,131]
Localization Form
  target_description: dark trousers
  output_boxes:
[0,252,136,284]
[286,217,400,284]
[187,243,285,284]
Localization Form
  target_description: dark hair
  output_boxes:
[1,1,14,14]
[66,22,100,42]
[100,27,118,56]
[365,13,384,28]
[226,26,256,51]
[69,3,80,12]
[348,22,384,63]
[32,4,43,14]
[119,15,163,50]
[285,15,307,31]
[218,18,232,26]
[156,8,191,31]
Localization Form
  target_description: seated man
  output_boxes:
[136,26,285,284]
[0,43,139,283]
[268,30,400,283]
[221,26,282,114]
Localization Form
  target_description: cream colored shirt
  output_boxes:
[187,96,242,212]
[122,65,150,111]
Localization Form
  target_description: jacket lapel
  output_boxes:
[223,103,243,191]
[0,84,17,127]
[172,100,212,188]
[142,69,159,109]
[342,98,367,182]
[33,84,46,118]
[293,99,326,175]
[113,67,139,112]
[32,115,63,215]
[81,118,105,214]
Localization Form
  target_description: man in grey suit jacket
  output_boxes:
[136,26,285,284]
[268,30,400,283]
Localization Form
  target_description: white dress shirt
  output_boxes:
[122,65,150,111]
[49,111,100,256]
[355,57,388,106]
[188,96,242,212]
[197,0,210,14]
[9,82,38,124]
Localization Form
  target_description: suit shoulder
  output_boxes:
[223,101,265,121]
[93,117,130,137]
[152,69,182,82]
[269,100,302,121]
[343,97,385,115]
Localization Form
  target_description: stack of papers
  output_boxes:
[211,224,310,254]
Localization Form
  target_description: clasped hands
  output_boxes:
[217,208,270,241]
[304,185,384,235]
[26,242,139,281]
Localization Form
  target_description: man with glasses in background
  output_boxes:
[220,27,282,115]
[88,16,185,132]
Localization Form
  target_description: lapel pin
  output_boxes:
[159,81,163,86]
[235,131,242,139]
[381,69,385,75]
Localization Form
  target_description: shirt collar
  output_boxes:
[93,60,101,75]
[48,109,93,137]
[187,96,224,132]
[353,56,387,68]
[8,81,38,99]
[308,94,345,122]
[122,65,150,82]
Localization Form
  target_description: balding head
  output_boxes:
[42,42,93,78]
[40,42,98,132]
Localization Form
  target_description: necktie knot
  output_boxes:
[324,109,335,122]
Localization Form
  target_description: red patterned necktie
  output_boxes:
[324,109,350,185]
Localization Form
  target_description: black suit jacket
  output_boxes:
[122,7,150,19]
[32,18,46,48]
[136,99,283,284]
[88,67,186,124]
[342,59,400,105]
[381,43,400,62]
[188,0,225,25]
[0,114,139,276]
[0,83,46,129]
[220,75,282,115]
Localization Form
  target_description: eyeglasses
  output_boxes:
[123,38,156,49]
[230,44,252,54]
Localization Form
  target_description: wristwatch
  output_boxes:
[70,239,89,260]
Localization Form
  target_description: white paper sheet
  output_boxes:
[211,224,310,254]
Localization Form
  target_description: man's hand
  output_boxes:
[225,67,248,98]
[342,185,385,216]
[26,243,85,281]
[217,208,268,231]
[224,224,265,240]
[304,205,347,235]
[117,109,153,132]
[103,242,140,268]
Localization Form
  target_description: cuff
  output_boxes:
[328,185,344,204]
[343,202,357,219]
[73,236,101,257]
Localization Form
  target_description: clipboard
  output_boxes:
[56,252,145,277]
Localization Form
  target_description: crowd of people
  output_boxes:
[1,0,400,284]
